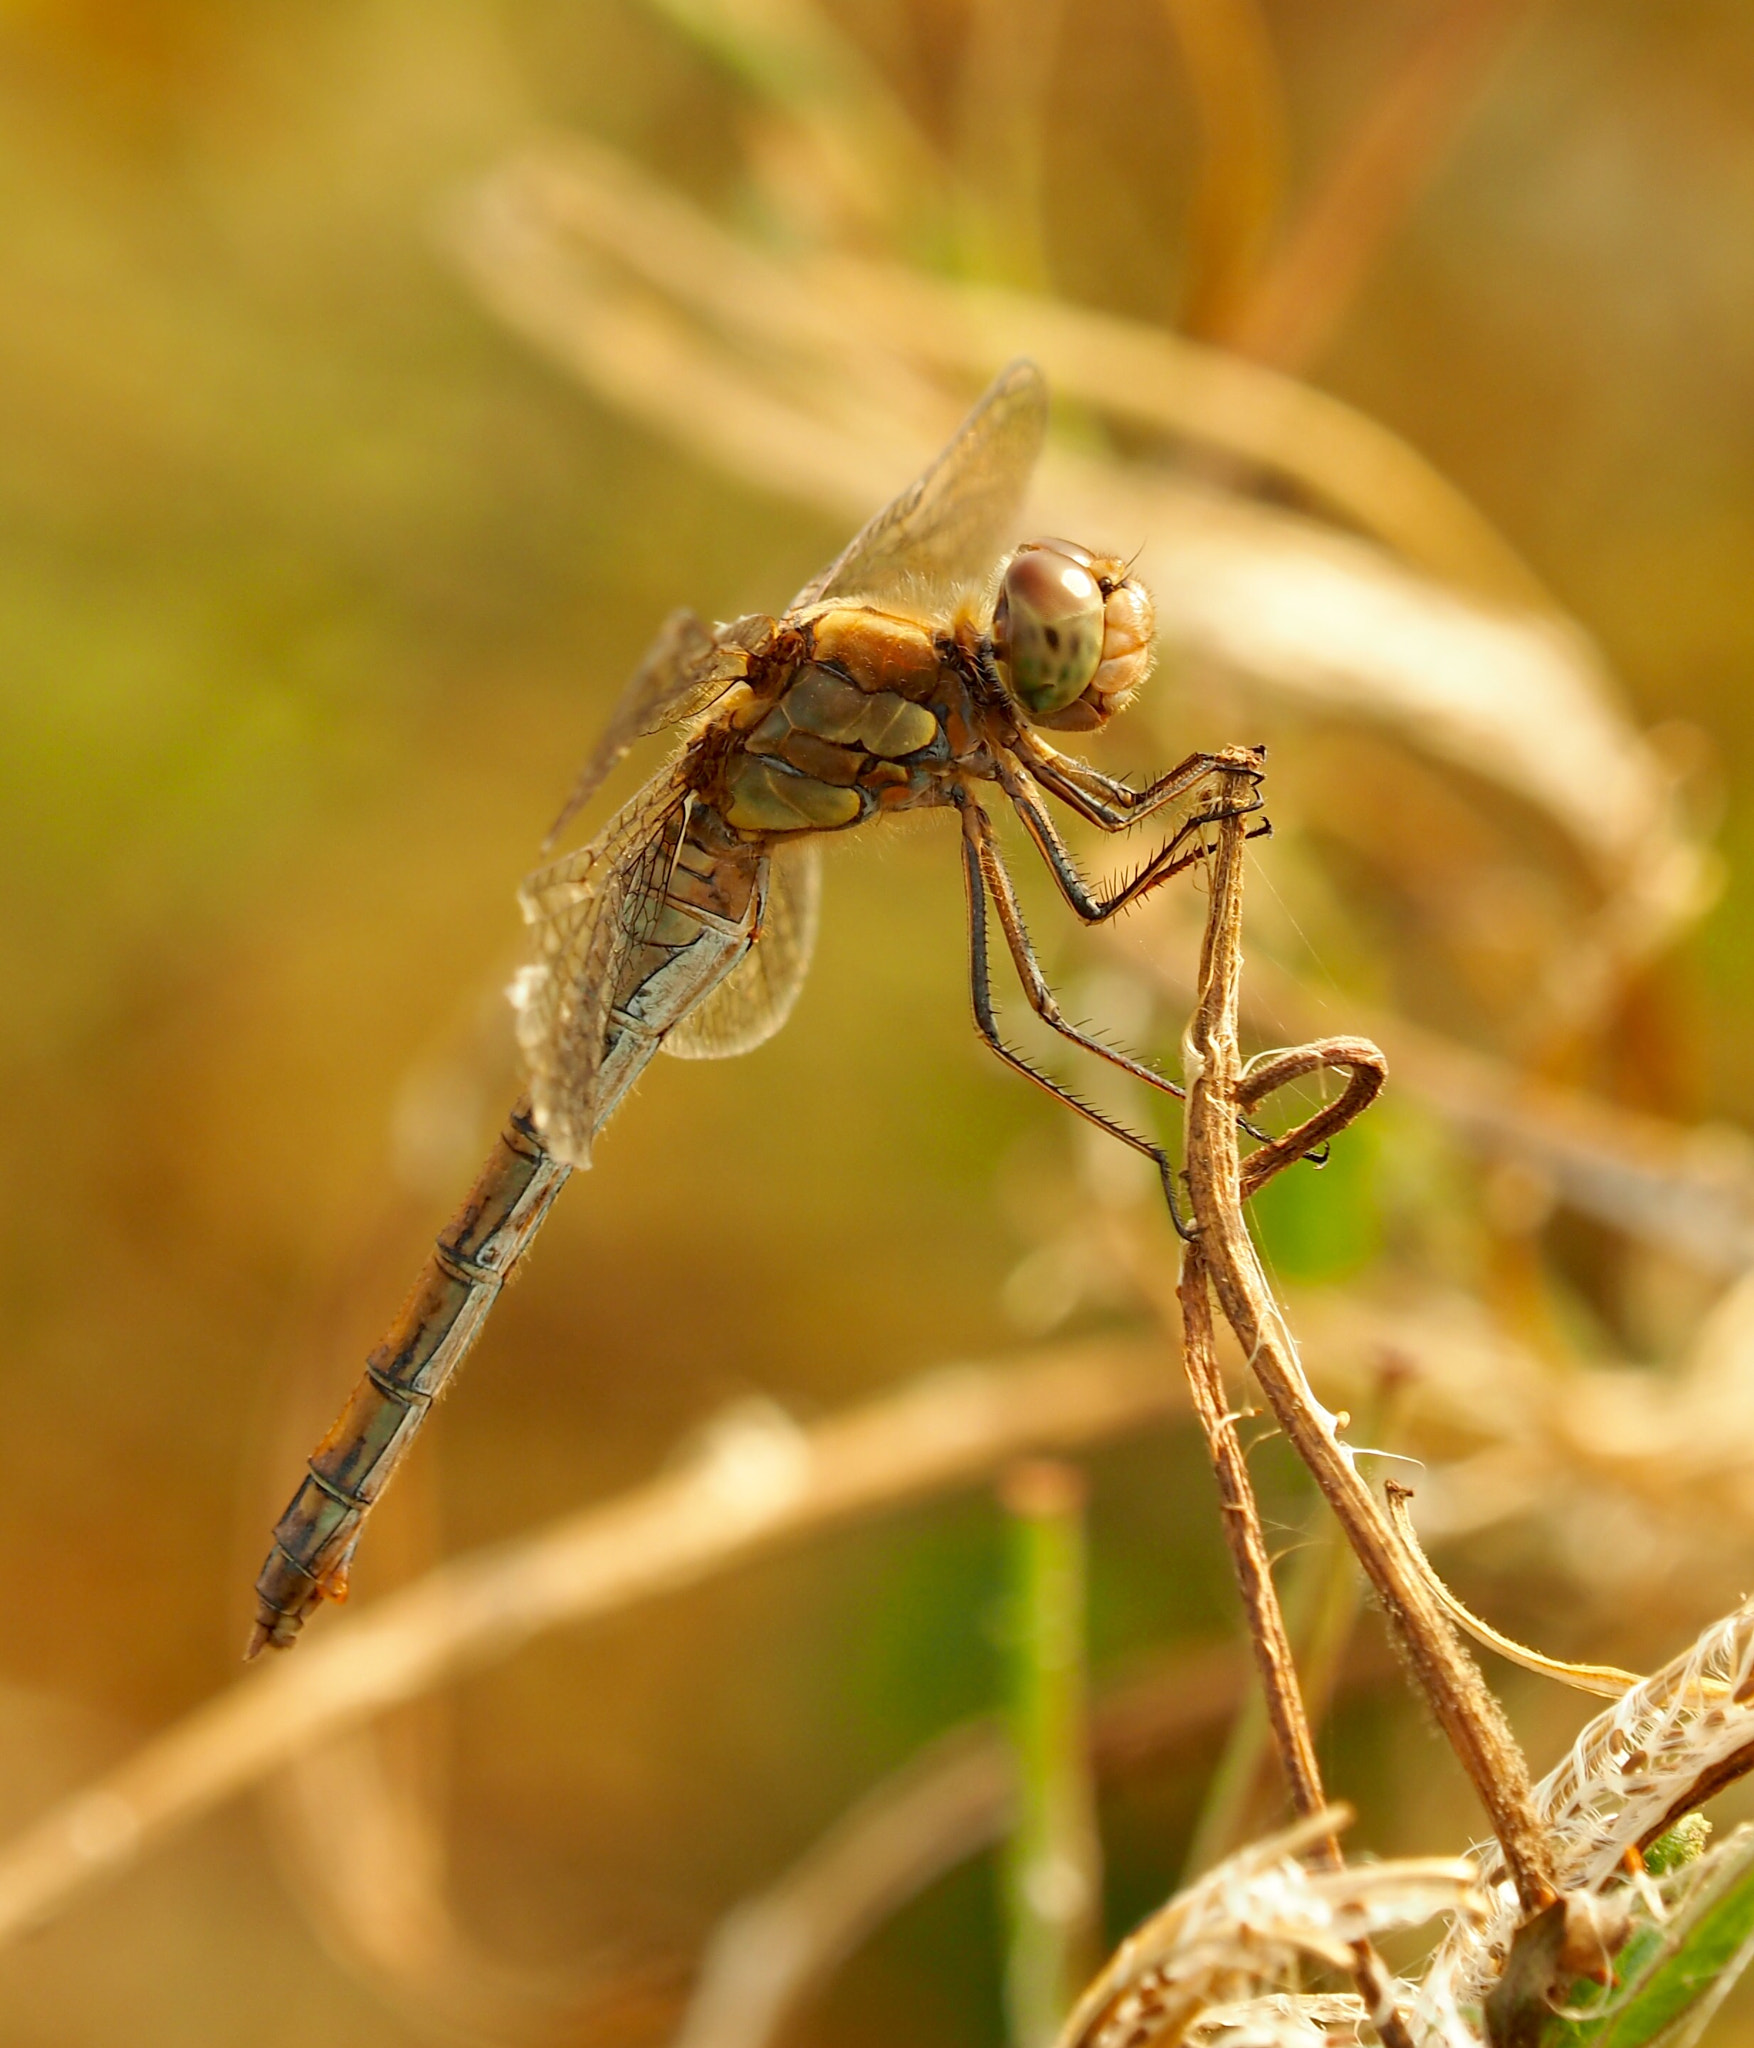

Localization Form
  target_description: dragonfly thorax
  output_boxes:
[990,539,1155,734]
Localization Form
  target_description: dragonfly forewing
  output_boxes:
[791,358,1048,616]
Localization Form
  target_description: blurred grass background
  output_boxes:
[6,2,1754,2042]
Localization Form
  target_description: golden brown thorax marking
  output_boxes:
[807,607,941,699]
[719,608,952,835]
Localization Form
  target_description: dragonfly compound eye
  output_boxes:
[993,542,1106,718]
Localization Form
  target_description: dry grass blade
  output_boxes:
[264,1725,650,2046]
[1418,1597,1754,2036]
[809,261,1549,610]
[955,0,1061,287]
[672,1645,1256,2048]
[634,0,945,246]
[0,1341,1181,1951]
[1054,1810,1480,2048]
[460,136,1539,602]
[445,139,1703,929]
[1161,0,1287,339]
[1225,0,1537,368]
[1383,1484,1642,1701]
[1364,1017,1754,1274]
[671,1640,1410,2048]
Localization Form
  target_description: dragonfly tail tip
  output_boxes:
[243,1615,293,1661]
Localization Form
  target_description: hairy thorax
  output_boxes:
[691,605,995,837]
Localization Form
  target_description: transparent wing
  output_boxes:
[543,609,773,850]
[662,840,821,1061]
[790,360,1050,616]
[514,769,691,1166]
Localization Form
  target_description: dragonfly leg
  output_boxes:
[998,756,1268,926]
[958,794,1195,1239]
[993,768,1282,1151]
[1016,735,1265,831]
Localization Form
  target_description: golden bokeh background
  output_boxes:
[7,3,1754,2043]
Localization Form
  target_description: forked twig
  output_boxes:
[1180,763,1558,1911]
[1179,1245,1410,2048]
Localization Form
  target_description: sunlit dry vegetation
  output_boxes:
[8,2,1754,2044]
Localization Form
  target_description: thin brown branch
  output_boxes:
[1179,1245,1411,2048]
[1179,1248,1328,1824]
[1180,763,1558,1910]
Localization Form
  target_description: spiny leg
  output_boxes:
[996,756,1265,925]
[957,793,1194,1238]
[969,798,1193,1105]
[995,761,1283,1151]
[1014,731,1265,832]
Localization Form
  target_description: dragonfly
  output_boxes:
[248,359,1264,1657]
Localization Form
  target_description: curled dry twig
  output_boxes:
[1179,764,1555,1909]
[1118,922,1754,1281]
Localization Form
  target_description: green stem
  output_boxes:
[1001,1459,1102,2048]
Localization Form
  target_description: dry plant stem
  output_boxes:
[1178,1248,1411,2048]
[1182,766,1557,1910]
[1179,1360,1406,1881]
[671,1639,1406,2048]
[1179,1250,1328,1829]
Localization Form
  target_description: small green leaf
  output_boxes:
[1541,1826,1754,2048]
[1645,1817,1712,1879]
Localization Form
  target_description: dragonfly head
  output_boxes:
[990,540,1155,733]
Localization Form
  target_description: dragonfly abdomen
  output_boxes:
[247,1101,569,1655]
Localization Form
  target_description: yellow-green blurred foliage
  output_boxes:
[7,4,1754,2044]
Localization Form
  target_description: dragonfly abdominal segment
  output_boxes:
[249,1102,570,1656]
[250,359,1272,1653]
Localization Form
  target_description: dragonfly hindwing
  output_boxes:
[544,608,771,850]
[662,840,821,1061]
